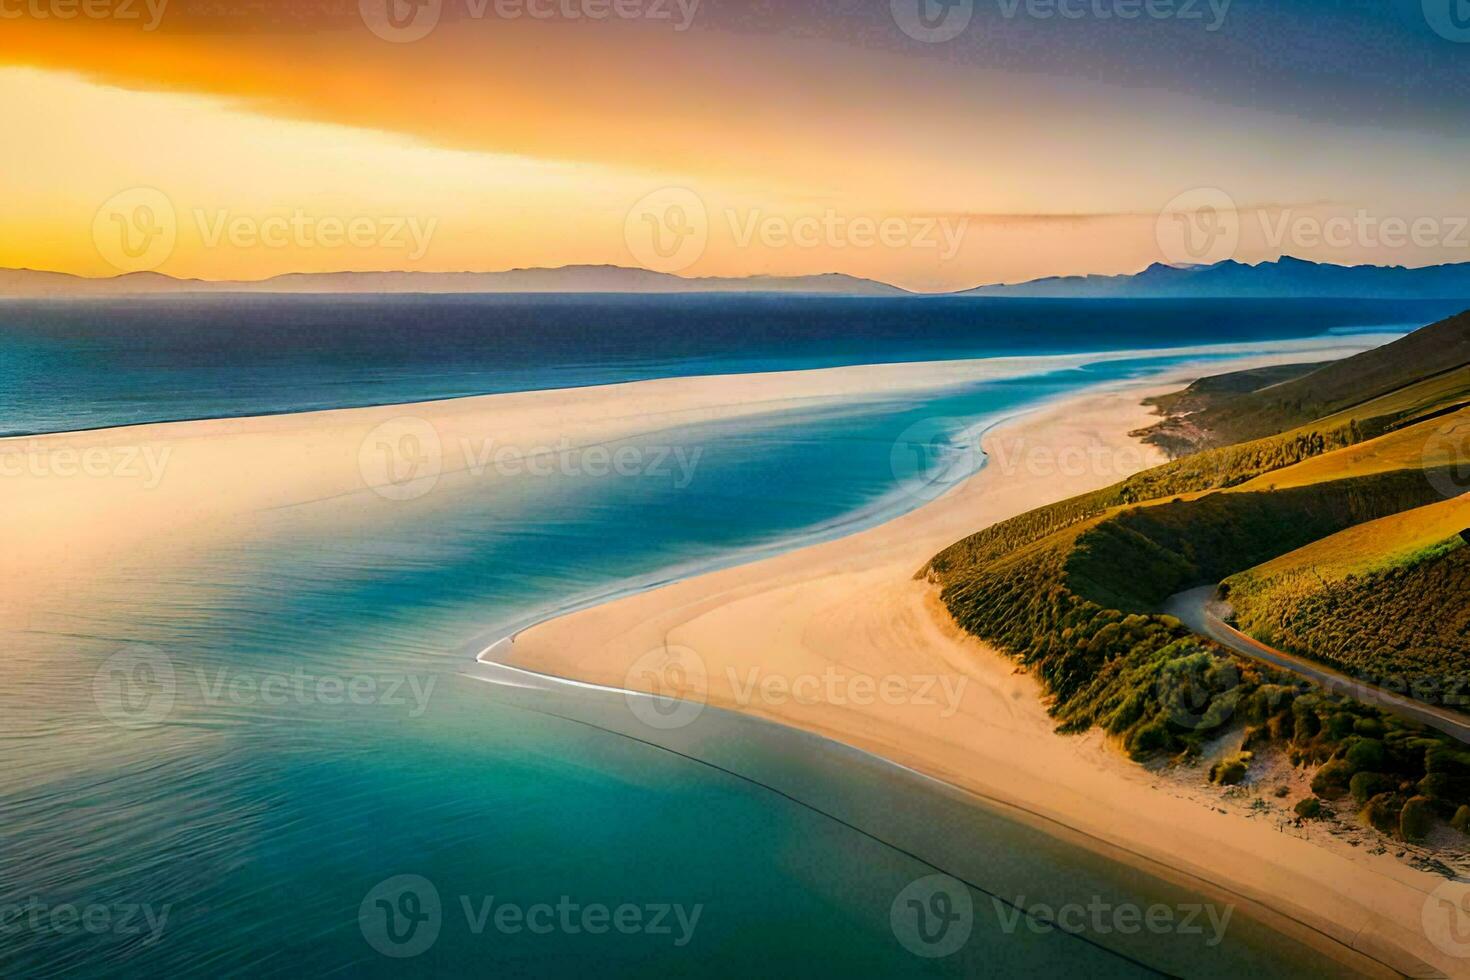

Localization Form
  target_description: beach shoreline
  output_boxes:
[501,364,1460,977]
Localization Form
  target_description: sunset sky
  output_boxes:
[2,0,1467,290]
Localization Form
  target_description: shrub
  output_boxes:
[1345,738,1387,771]
[1350,771,1396,804]
[1362,793,1406,836]
[1210,752,1253,786]
[1127,718,1170,759]
[1311,759,1355,799]
[1294,797,1323,819]
[1400,796,1435,842]
[1353,717,1386,738]
[1417,772,1470,810]
[1293,711,1320,744]
[1453,805,1470,834]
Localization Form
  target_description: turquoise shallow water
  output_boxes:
[0,337,1390,977]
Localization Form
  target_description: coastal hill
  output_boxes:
[927,307,1470,844]
[964,256,1470,299]
[1138,309,1470,450]
[7,256,1470,298]
[0,265,907,298]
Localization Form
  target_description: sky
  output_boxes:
[1,0,1467,291]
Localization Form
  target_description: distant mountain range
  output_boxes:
[5,257,1470,299]
[963,257,1470,299]
[0,266,905,298]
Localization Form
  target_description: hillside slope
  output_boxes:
[927,317,1470,842]
[1223,497,1470,707]
[1138,309,1470,449]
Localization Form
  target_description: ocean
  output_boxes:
[0,295,1434,977]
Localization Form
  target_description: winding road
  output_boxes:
[1163,586,1470,746]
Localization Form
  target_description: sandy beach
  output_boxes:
[505,371,1461,977]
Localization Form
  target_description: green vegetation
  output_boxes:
[1224,498,1470,708]
[1294,797,1323,819]
[1210,752,1253,785]
[1402,796,1435,841]
[927,308,1470,844]
[1137,310,1470,448]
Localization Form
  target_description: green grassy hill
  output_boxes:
[1223,497,1470,707]
[1138,309,1470,449]
[927,312,1470,841]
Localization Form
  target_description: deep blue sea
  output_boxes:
[0,295,1436,977]
[0,294,1460,434]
